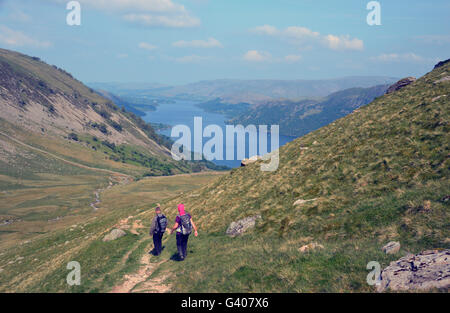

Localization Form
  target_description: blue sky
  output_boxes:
[0,0,449,85]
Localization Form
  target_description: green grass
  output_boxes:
[0,172,224,292]
[155,62,450,292]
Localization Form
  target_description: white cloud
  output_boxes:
[284,54,302,63]
[0,25,51,48]
[138,42,158,51]
[251,25,278,36]
[9,11,32,23]
[284,26,320,40]
[243,50,272,62]
[414,35,450,45]
[123,13,200,28]
[174,55,211,63]
[251,25,363,51]
[172,37,222,48]
[46,0,200,28]
[324,34,364,51]
[46,0,185,13]
[370,53,425,62]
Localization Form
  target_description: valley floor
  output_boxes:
[0,171,225,292]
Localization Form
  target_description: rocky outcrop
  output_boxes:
[226,215,261,237]
[103,228,126,242]
[377,249,450,292]
[382,241,401,254]
[241,155,261,167]
[385,77,416,94]
[434,59,450,69]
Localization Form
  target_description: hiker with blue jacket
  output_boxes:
[149,205,168,256]
[168,204,198,261]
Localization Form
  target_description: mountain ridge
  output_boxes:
[90,76,398,104]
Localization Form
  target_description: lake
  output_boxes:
[143,99,296,168]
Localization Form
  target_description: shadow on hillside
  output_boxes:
[170,253,184,262]
[149,246,165,256]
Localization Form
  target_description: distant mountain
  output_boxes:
[160,77,397,104]
[95,89,147,117]
[88,82,170,93]
[90,76,398,104]
[228,84,390,137]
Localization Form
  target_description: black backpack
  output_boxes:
[179,214,192,235]
[155,214,168,233]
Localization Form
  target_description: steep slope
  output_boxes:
[0,48,224,177]
[225,84,389,137]
[153,61,449,292]
[0,48,168,155]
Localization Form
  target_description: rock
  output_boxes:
[0,268,3,273]
[432,95,446,102]
[298,242,324,253]
[226,215,261,237]
[385,77,416,94]
[377,249,450,292]
[293,198,317,206]
[434,59,450,69]
[103,228,126,242]
[241,155,261,167]
[382,241,401,254]
[434,76,450,84]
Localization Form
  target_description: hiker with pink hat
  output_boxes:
[168,203,198,261]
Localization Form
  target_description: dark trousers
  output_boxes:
[153,232,164,255]
[176,233,190,260]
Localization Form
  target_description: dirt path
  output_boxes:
[110,253,170,293]
[109,214,171,293]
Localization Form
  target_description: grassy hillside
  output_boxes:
[147,61,449,292]
[228,84,389,137]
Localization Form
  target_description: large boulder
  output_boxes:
[226,215,261,237]
[385,77,416,94]
[377,249,450,292]
[103,228,126,242]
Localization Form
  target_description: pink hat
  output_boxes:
[178,203,185,215]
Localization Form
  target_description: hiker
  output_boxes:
[168,204,198,261]
[149,205,168,256]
